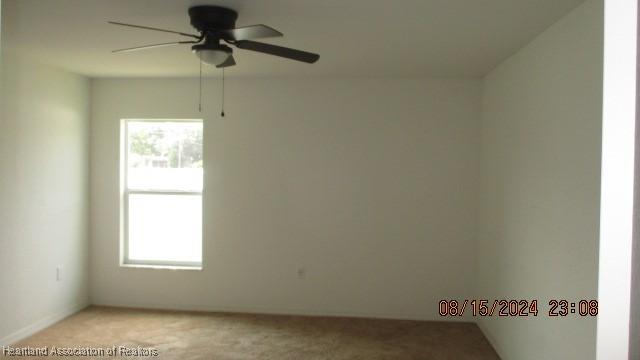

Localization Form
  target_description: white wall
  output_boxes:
[0,50,91,344]
[90,77,481,320]
[632,0,640,347]
[477,0,603,359]
[597,0,637,358]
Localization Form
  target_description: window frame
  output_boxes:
[120,119,204,269]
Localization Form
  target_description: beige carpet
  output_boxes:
[4,306,500,359]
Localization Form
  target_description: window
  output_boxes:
[121,120,203,268]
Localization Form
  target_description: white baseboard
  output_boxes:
[91,299,474,323]
[0,303,88,347]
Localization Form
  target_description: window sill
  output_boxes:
[120,263,203,271]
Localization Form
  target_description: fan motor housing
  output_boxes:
[188,6,238,32]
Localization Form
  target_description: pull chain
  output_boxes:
[221,68,225,117]
[197,62,226,116]
[198,60,202,113]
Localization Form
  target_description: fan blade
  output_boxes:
[216,55,236,68]
[234,41,319,63]
[219,24,283,41]
[112,41,197,53]
[108,21,200,39]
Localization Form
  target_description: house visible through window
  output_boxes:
[122,120,203,268]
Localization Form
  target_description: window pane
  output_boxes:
[127,121,203,191]
[128,193,202,264]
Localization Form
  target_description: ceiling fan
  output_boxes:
[109,5,320,67]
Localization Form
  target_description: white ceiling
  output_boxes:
[2,0,585,78]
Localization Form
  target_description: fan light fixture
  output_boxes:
[109,6,320,115]
[109,6,320,66]
[192,44,232,66]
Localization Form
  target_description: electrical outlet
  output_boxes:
[56,266,62,282]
